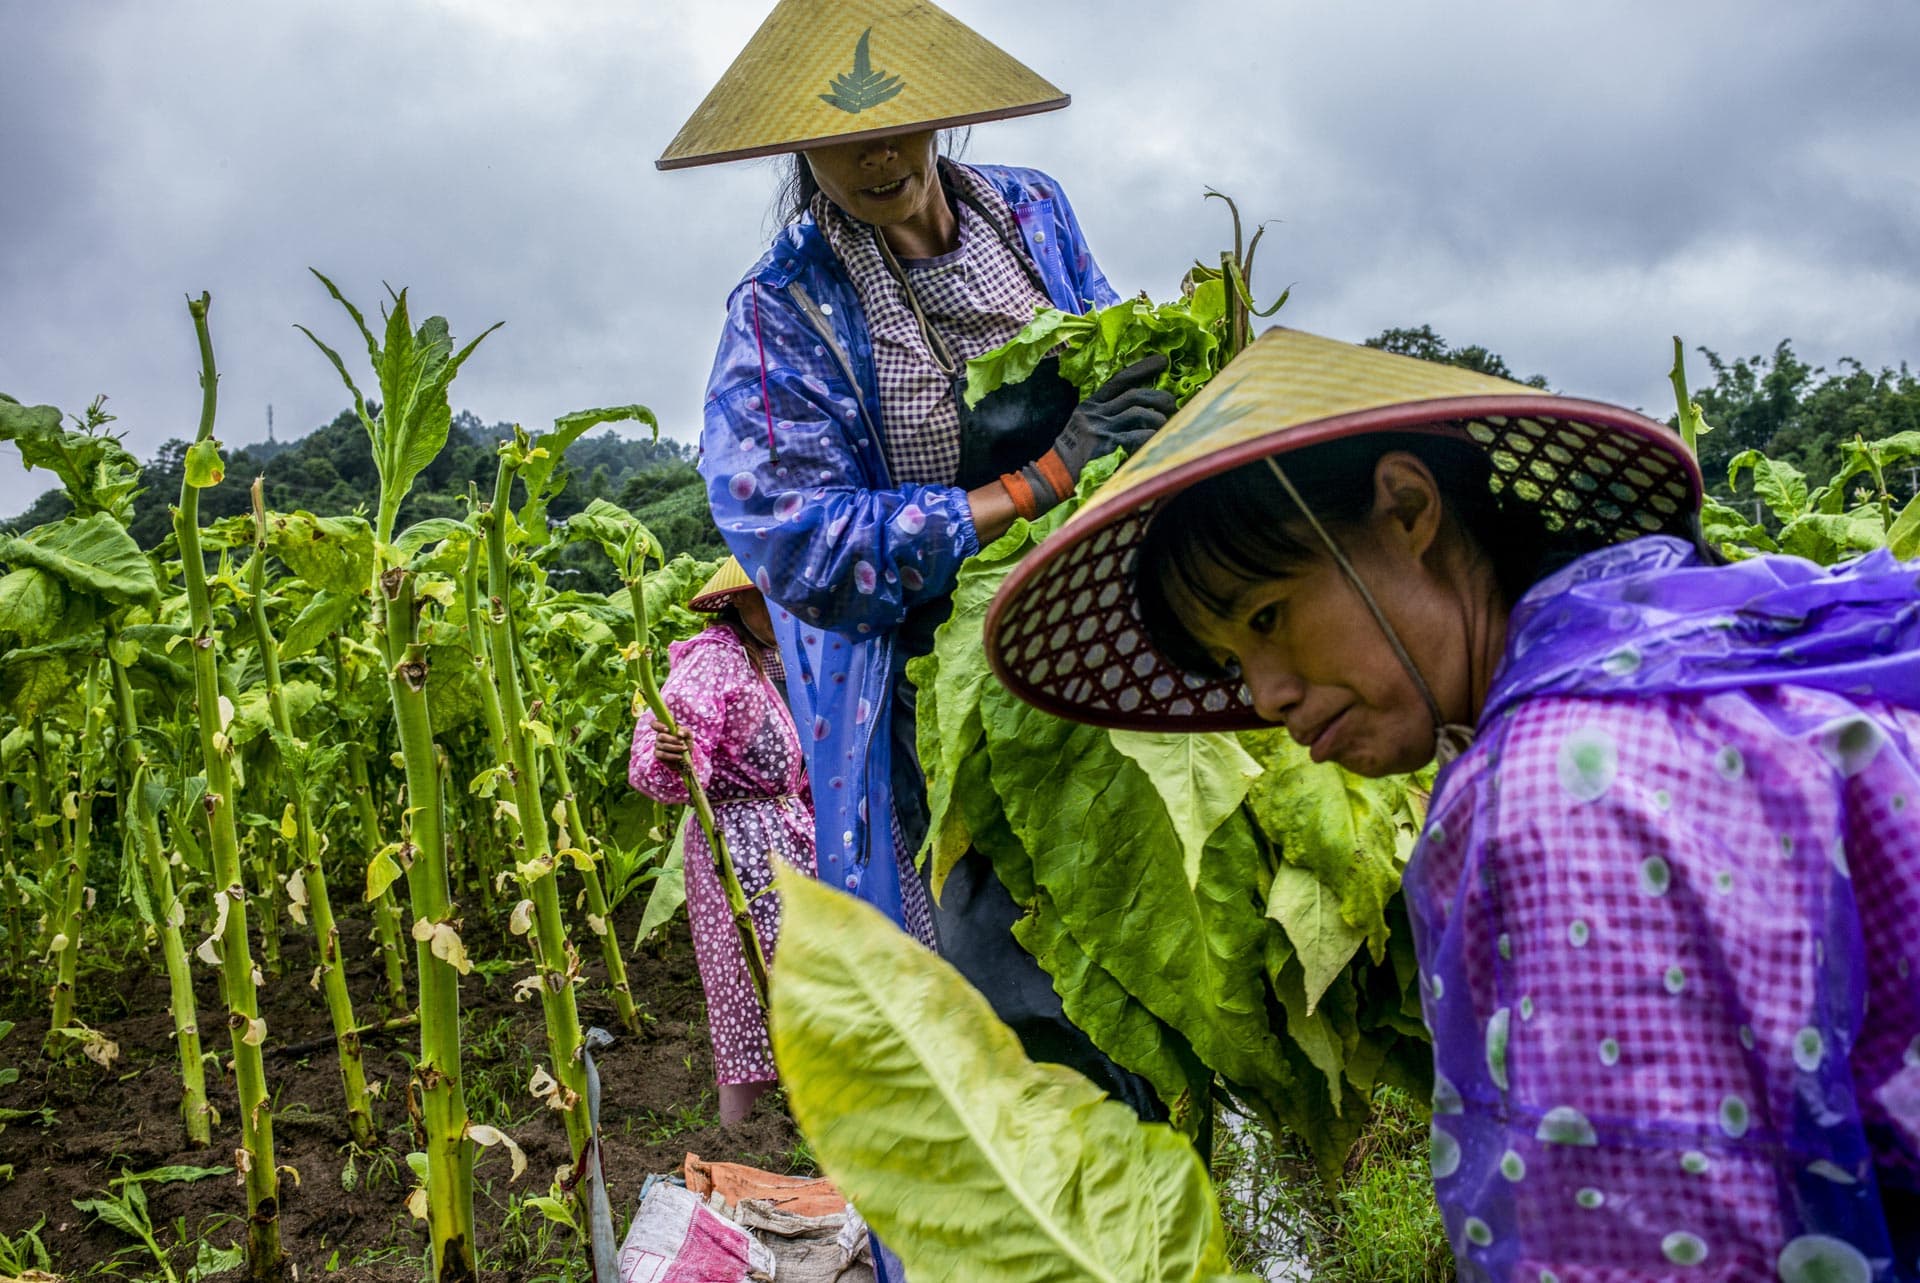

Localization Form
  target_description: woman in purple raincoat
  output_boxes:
[985,328,1920,1280]
[630,559,816,1125]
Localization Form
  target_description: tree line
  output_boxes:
[10,327,1916,553]
[3,407,727,591]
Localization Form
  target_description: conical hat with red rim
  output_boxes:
[657,0,1068,171]
[983,326,1704,731]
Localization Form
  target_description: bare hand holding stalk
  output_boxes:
[651,730,692,770]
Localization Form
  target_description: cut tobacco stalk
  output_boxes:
[244,480,376,1147]
[478,443,590,1164]
[46,661,101,1045]
[108,647,211,1146]
[346,736,410,1015]
[542,742,643,1035]
[175,292,287,1281]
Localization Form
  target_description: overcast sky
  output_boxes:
[5,1,1918,518]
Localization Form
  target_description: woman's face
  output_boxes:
[735,590,777,648]
[1172,456,1483,777]
[802,130,942,228]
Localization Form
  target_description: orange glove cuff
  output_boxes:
[1000,469,1041,521]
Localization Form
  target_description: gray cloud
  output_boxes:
[5,0,1918,515]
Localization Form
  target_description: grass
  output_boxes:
[630,1091,718,1146]
[1213,1086,1452,1283]
[460,1013,548,1128]
[479,1192,588,1283]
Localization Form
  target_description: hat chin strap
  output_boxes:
[1261,457,1476,767]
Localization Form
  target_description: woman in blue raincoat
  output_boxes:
[656,0,1172,1125]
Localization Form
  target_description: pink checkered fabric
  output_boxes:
[813,161,1051,486]
[1410,685,1920,1280]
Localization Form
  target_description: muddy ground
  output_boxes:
[0,899,804,1281]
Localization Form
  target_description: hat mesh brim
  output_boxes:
[690,585,756,613]
[985,397,1702,731]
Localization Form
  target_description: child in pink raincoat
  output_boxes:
[630,559,817,1124]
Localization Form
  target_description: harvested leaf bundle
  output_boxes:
[916,280,1431,1178]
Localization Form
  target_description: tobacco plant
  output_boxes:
[301,271,497,1281]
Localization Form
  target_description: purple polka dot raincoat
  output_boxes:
[1408,536,1920,1281]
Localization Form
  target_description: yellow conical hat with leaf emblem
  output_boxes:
[984,327,1705,731]
[657,0,1068,171]
[690,557,756,612]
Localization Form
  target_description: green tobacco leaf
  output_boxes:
[1013,896,1210,1135]
[71,1196,151,1244]
[0,513,159,607]
[304,273,499,542]
[1832,430,1920,497]
[0,395,63,445]
[184,438,225,488]
[227,689,276,747]
[1109,729,1262,888]
[1243,731,1412,971]
[1726,449,1811,524]
[0,394,144,520]
[962,310,1094,408]
[633,824,687,947]
[908,506,1033,897]
[1264,932,1345,1112]
[260,511,375,593]
[1264,863,1365,1015]
[116,1163,232,1186]
[187,1240,246,1282]
[395,517,471,560]
[553,404,659,441]
[0,567,67,643]
[425,642,484,731]
[771,869,1254,1283]
[984,684,1295,1113]
[1700,499,1776,559]
[519,405,660,539]
[641,552,715,623]
[366,848,404,903]
[1777,508,1888,564]
[1887,494,1920,561]
[541,606,618,647]
[563,499,676,585]
[280,589,361,662]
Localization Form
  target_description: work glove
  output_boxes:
[1002,354,1176,517]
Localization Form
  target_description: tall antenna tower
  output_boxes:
[266,403,275,445]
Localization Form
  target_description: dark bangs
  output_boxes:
[1134,465,1335,680]
[1134,432,1559,678]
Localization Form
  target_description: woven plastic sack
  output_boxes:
[733,1198,874,1283]
[617,1180,776,1283]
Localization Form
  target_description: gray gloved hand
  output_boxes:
[1012,354,1176,514]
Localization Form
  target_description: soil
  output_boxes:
[0,898,805,1281]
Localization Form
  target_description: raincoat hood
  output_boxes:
[1485,536,1920,722]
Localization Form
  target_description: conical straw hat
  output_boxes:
[690,557,756,612]
[984,327,1704,731]
[657,0,1068,171]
